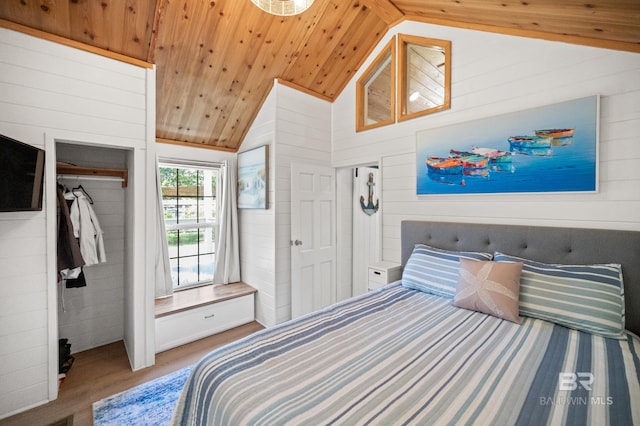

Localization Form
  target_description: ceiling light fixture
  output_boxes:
[251,0,314,16]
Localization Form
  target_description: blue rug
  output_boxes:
[92,365,193,426]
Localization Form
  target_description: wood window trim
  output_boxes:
[356,37,396,132]
[398,34,451,123]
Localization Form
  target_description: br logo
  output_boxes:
[558,372,594,391]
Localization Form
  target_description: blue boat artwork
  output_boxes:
[416,96,598,195]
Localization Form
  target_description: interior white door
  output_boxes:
[291,163,336,319]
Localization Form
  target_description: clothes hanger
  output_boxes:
[72,184,94,204]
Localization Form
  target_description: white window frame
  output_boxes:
[159,160,221,290]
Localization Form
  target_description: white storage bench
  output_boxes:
[154,282,256,353]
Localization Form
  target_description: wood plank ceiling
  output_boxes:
[1,0,638,152]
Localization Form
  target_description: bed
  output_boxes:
[171,221,640,425]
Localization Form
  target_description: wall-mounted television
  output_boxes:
[0,133,45,212]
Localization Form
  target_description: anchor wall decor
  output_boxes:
[360,172,379,216]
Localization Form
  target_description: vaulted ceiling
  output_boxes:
[1,0,638,152]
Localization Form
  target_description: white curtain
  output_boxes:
[155,156,174,297]
[214,159,241,284]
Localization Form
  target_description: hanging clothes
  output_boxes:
[57,184,87,289]
[68,189,107,266]
[56,184,85,273]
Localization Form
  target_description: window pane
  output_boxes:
[177,169,198,194]
[181,228,201,256]
[163,197,178,224]
[198,253,215,282]
[160,164,219,289]
[174,255,200,286]
[167,229,179,258]
[169,258,179,286]
[198,199,216,223]
[177,198,196,223]
[200,227,215,254]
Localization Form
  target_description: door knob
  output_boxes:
[294,240,303,246]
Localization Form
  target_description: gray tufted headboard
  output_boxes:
[401,221,640,336]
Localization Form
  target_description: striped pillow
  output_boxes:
[402,244,493,298]
[494,252,625,339]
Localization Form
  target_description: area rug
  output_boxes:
[92,365,193,426]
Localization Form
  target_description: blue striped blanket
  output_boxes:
[171,284,640,425]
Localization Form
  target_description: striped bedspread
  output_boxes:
[171,284,640,425]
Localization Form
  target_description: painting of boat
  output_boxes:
[449,150,490,170]
[535,128,575,146]
[426,157,463,175]
[416,95,598,195]
[470,147,513,163]
[535,128,574,139]
[508,135,553,155]
[508,135,552,149]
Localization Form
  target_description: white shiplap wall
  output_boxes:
[239,81,332,326]
[239,83,277,326]
[0,28,151,418]
[332,21,640,265]
[273,84,332,324]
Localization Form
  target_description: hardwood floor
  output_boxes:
[0,322,264,426]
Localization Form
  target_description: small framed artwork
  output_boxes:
[238,145,269,209]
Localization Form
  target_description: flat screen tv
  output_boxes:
[0,133,45,212]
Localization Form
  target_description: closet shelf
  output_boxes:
[57,163,128,188]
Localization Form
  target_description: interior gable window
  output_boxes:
[398,34,451,122]
[356,37,396,132]
[159,163,219,289]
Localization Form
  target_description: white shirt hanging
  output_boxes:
[68,191,107,266]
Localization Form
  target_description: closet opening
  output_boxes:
[53,142,132,389]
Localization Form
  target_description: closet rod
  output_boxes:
[58,175,125,184]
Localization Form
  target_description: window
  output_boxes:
[398,34,451,122]
[355,34,451,131]
[356,37,396,132]
[159,163,219,289]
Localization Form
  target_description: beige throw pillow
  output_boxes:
[454,259,523,324]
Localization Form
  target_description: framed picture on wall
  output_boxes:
[238,145,269,209]
[416,95,599,195]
